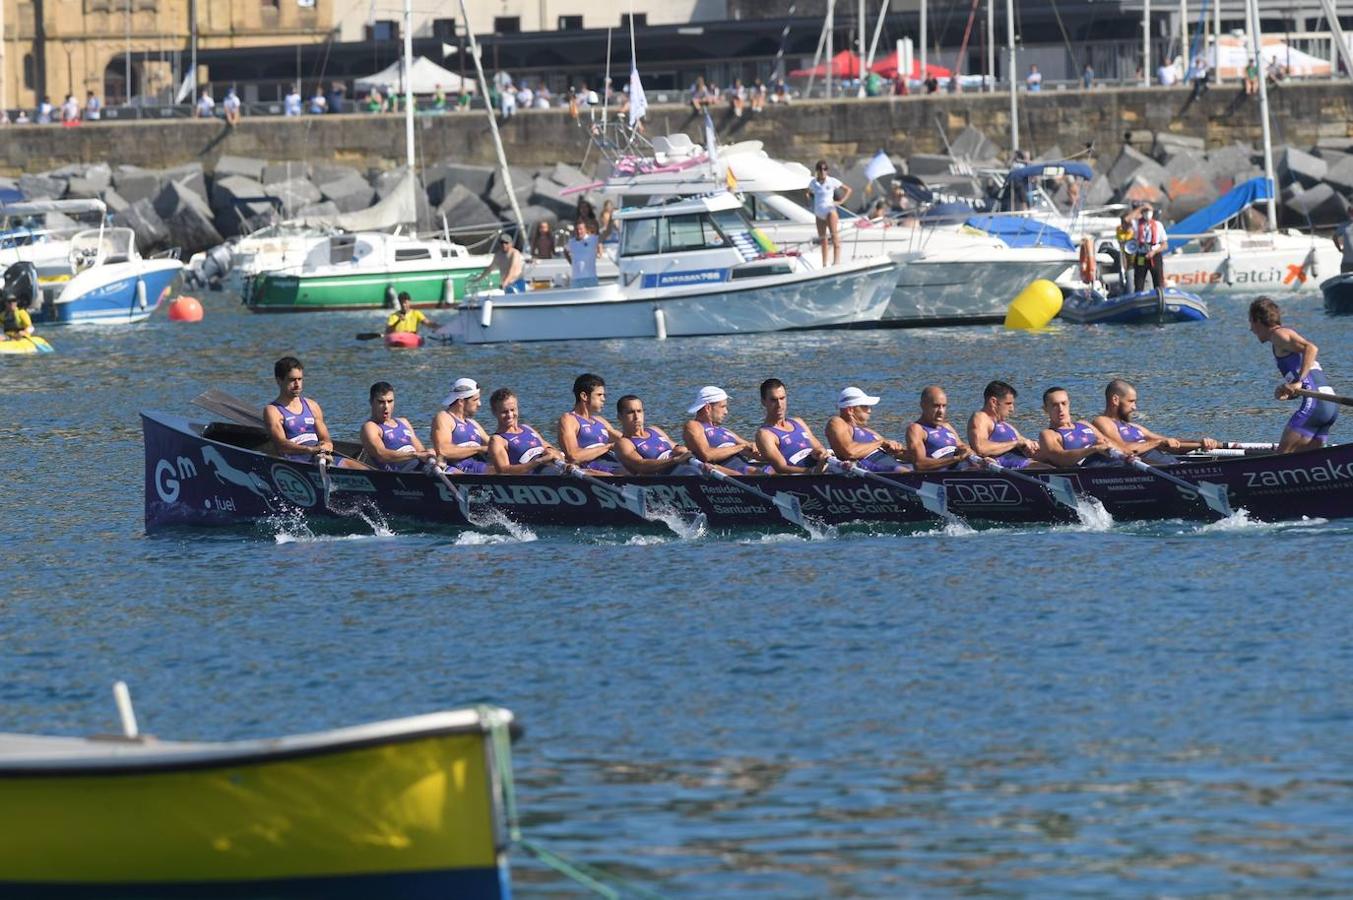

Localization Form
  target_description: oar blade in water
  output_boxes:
[1197,481,1234,517]
[917,481,948,518]
[771,492,804,528]
[619,484,649,519]
[1043,475,1080,511]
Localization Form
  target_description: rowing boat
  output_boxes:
[0,698,517,898]
[143,410,1353,529]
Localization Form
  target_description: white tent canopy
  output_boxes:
[354,56,475,95]
[1212,35,1333,79]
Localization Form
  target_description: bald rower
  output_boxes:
[967,380,1046,469]
[1092,378,1218,464]
[905,385,974,471]
[1035,386,1115,467]
[825,386,910,472]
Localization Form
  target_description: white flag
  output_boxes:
[864,150,897,184]
[704,108,719,165]
[628,65,647,127]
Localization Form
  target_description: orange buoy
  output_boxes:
[168,296,204,322]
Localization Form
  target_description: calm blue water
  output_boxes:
[4,293,1352,897]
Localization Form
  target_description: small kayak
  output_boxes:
[384,331,423,349]
[1058,287,1208,325]
[0,335,54,355]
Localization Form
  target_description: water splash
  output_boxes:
[647,503,708,540]
[801,516,838,541]
[1073,497,1115,531]
[322,494,394,537]
[940,517,976,537]
[467,506,538,542]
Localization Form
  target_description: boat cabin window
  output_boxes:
[620,218,660,256]
[329,235,357,265]
[742,195,793,223]
[662,214,729,253]
[394,247,431,261]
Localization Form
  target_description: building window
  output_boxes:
[493,16,521,33]
[367,20,398,41]
[23,54,35,91]
[432,18,457,39]
[620,13,647,28]
[262,0,279,8]
[558,15,583,30]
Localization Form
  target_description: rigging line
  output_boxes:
[1047,0,1080,73]
[953,0,982,78]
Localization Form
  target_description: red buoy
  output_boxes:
[168,296,204,322]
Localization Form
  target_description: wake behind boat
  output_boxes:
[142,409,1353,530]
[437,193,896,344]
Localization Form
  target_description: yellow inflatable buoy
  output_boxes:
[1004,279,1063,330]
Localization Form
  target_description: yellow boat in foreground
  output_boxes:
[0,335,53,354]
[0,697,517,898]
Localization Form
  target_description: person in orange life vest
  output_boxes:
[1133,203,1169,293]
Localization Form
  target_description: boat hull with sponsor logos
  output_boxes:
[143,411,1353,531]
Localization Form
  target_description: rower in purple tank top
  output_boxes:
[431,377,491,474]
[360,381,438,472]
[1035,386,1115,468]
[905,385,974,472]
[487,388,564,474]
[263,355,366,468]
[1092,378,1218,465]
[614,395,699,475]
[557,373,623,474]
[966,380,1047,470]
[825,386,910,472]
[682,385,770,474]
[1250,296,1339,452]
[756,378,830,474]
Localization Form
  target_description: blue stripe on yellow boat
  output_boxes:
[0,335,54,354]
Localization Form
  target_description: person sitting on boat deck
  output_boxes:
[1092,378,1219,464]
[967,380,1047,469]
[487,387,565,474]
[470,234,528,295]
[557,373,624,474]
[360,381,438,472]
[825,386,911,472]
[1,295,34,340]
[905,386,975,472]
[264,356,365,468]
[1132,203,1169,294]
[385,292,437,335]
[614,394,698,475]
[430,377,491,474]
[682,385,769,474]
[1034,387,1116,467]
[757,378,831,474]
[1249,296,1338,453]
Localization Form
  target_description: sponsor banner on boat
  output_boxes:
[640,268,728,289]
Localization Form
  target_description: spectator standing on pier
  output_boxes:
[1189,56,1210,99]
[36,96,53,123]
[194,88,215,119]
[1025,65,1042,92]
[284,84,302,117]
[84,90,101,120]
[223,88,241,127]
[924,73,939,94]
[325,82,345,114]
[751,78,767,112]
[1082,63,1095,89]
[772,77,789,103]
[308,85,328,114]
[1157,59,1178,86]
[14,110,28,124]
[60,94,80,125]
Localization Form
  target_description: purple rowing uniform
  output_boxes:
[990,419,1031,469]
[446,412,488,474]
[1113,420,1146,443]
[272,397,319,461]
[914,421,959,459]
[374,418,419,472]
[569,411,622,474]
[760,419,817,467]
[1056,422,1100,449]
[496,425,548,468]
[700,423,767,474]
[628,427,674,460]
[1275,348,1338,440]
[850,424,905,472]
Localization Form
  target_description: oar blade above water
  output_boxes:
[771,492,805,528]
[1196,481,1234,518]
[1043,475,1081,511]
[618,483,648,519]
[917,481,948,518]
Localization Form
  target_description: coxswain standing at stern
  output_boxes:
[1249,296,1338,452]
[905,385,974,471]
[1091,378,1218,464]
[1034,387,1115,467]
[756,378,831,474]
[431,377,491,474]
[557,373,624,474]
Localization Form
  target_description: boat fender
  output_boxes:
[384,285,397,309]
[440,275,456,307]
[1078,238,1096,284]
[480,299,494,329]
[654,307,668,340]
[1222,255,1233,286]
[1004,279,1062,330]
[1304,247,1318,280]
[135,279,147,310]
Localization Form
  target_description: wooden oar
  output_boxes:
[826,459,949,519]
[699,463,806,531]
[1111,449,1233,517]
[550,463,648,520]
[982,459,1080,512]
[356,332,383,341]
[424,460,473,521]
[192,388,266,429]
[1286,387,1353,408]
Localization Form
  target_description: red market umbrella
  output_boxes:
[869,52,953,80]
[790,50,865,79]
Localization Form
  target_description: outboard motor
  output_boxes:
[2,261,38,310]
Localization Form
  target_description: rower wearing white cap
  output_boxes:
[756,378,831,474]
[431,377,491,474]
[682,385,767,474]
[905,385,974,472]
[825,386,911,472]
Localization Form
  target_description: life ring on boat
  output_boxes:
[1078,238,1096,284]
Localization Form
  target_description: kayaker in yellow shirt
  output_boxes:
[385,292,438,335]
[1,295,35,340]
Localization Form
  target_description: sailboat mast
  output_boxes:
[458,0,527,242]
[1246,0,1277,229]
[403,0,415,171]
[1006,0,1017,153]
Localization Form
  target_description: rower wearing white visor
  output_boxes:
[613,394,699,475]
[430,377,491,474]
[905,385,975,471]
[825,386,911,472]
[756,378,831,474]
[682,385,768,473]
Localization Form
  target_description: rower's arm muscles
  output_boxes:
[310,401,334,448]
[264,406,293,452]
[360,422,394,463]
[905,424,951,472]
[756,430,799,474]
[616,439,663,474]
